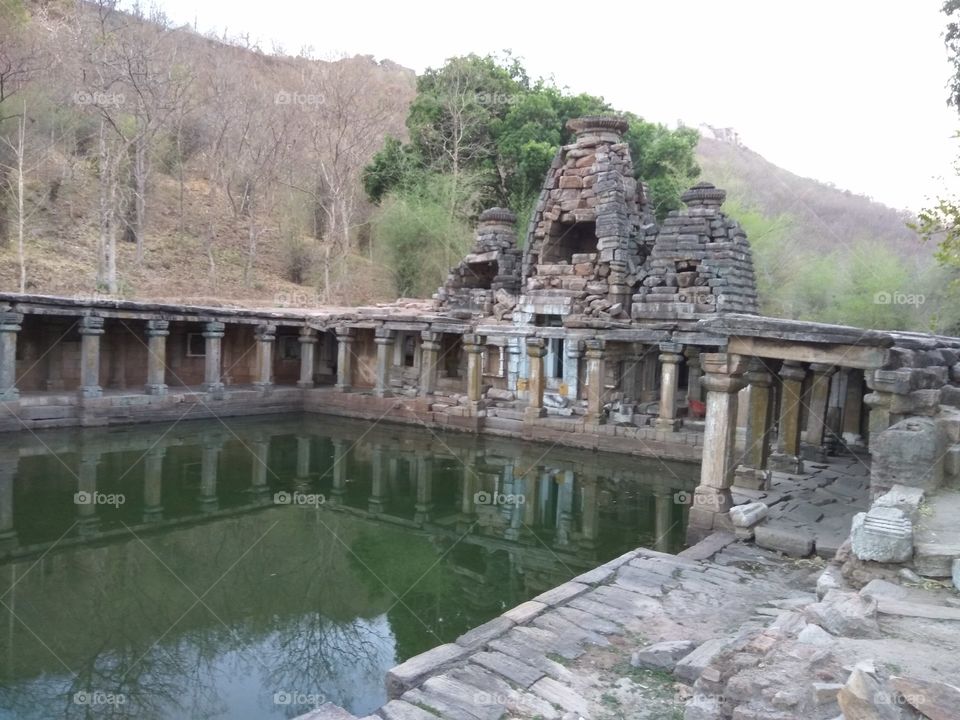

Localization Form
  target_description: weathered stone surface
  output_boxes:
[850,506,913,563]
[890,675,960,720]
[913,541,960,577]
[804,590,880,638]
[630,639,697,671]
[954,558,960,591]
[837,666,919,720]
[469,651,544,689]
[456,616,515,650]
[729,501,768,528]
[873,485,925,520]
[386,643,472,698]
[871,417,943,493]
[502,600,547,625]
[533,581,589,606]
[683,694,723,720]
[797,623,834,646]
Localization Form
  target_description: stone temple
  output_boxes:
[2,115,960,556]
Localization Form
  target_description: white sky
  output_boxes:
[146,0,960,211]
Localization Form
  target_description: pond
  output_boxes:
[0,413,697,719]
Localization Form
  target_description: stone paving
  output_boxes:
[733,450,872,560]
[297,534,821,720]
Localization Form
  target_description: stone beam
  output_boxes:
[726,336,888,370]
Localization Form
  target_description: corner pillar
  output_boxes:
[463,334,484,410]
[686,353,748,544]
[253,323,275,389]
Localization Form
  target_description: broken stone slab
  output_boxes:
[817,564,844,599]
[502,600,547,625]
[804,590,880,638]
[630,639,698,671]
[530,676,590,717]
[850,506,913,563]
[674,637,732,684]
[873,484,925,521]
[729,501,769,528]
[754,523,814,557]
[532,581,589,607]
[386,643,472,698]
[890,675,960,720]
[469,651,544,689]
[797,623,834,646]
[913,541,960,577]
[679,530,737,560]
[811,682,844,706]
[377,700,440,720]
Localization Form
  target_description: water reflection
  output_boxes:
[0,414,696,719]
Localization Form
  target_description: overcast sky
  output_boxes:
[144,0,959,211]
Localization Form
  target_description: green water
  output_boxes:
[0,414,696,719]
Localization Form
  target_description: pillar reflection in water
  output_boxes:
[143,447,165,522]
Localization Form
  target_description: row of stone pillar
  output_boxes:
[0,313,327,399]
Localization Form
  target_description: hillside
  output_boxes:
[697,135,924,257]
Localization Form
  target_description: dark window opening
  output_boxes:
[535,314,564,327]
[403,335,416,367]
[186,333,206,357]
[280,336,300,360]
[550,338,564,378]
[462,260,497,289]
[541,221,596,264]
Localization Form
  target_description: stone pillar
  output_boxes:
[562,340,583,400]
[297,327,318,388]
[253,323,275,389]
[641,349,659,403]
[656,342,683,431]
[686,353,748,543]
[621,344,640,401]
[335,326,354,392]
[200,438,220,513]
[250,432,271,502]
[863,369,921,444]
[144,320,169,396]
[685,347,703,404]
[415,456,433,523]
[579,475,599,550]
[769,360,806,473]
[842,368,865,445]
[202,321,225,394]
[295,435,311,489]
[0,451,18,547]
[76,447,100,536]
[78,316,104,398]
[0,312,23,401]
[463,333,484,409]
[506,338,523,398]
[419,331,440,397]
[330,439,347,504]
[143,447,165,522]
[374,327,396,398]
[734,359,776,490]
[524,337,547,420]
[584,339,606,423]
[369,445,387,514]
[803,363,836,461]
[654,492,673,553]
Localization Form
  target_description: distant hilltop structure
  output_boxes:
[699,123,742,147]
